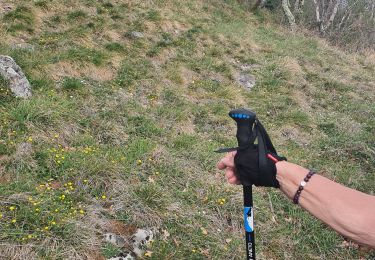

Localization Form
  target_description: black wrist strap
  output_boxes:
[255,119,278,186]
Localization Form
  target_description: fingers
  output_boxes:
[228,177,241,185]
[217,151,236,170]
[225,168,240,185]
[225,168,236,179]
[217,151,240,185]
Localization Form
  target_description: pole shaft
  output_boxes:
[243,185,256,260]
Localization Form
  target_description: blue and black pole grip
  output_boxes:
[229,108,257,260]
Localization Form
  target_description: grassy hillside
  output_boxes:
[0,0,374,259]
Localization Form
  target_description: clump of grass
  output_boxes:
[67,10,87,21]
[55,47,106,66]
[62,77,84,91]
[3,6,35,33]
[48,15,61,25]
[0,76,11,100]
[104,42,124,52]
[115,59,154,87]
[146,9,161,21]
[127,116,162,138]
[34,0,48,9]
[101,243,123,258]
[102,2,114,9]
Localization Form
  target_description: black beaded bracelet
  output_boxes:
[293,170,316,204]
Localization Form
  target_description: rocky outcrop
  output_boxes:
[0,55,32,98]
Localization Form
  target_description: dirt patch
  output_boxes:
[151,48,177,67]
[180,66,198,87]
[363,50,375,67]
[105,30,123,42]
[175,118,196,135]
[48,61,115,82]
[105,220,138,237]
[278,56,306,86]
[278,125,311,146]
[85,250,106,260]
[160,20,189,35]
[0,171,11,184]
[293,89,313,114]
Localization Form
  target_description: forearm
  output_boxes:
[276,161,375,248]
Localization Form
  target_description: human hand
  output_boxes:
[217,147,286,187]
[217,151,241,185]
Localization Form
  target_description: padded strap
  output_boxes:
[255,119,277,186]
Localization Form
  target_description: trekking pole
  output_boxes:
[228,108,257,260]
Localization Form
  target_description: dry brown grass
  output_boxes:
[0,244,38,260]
[278,56,306,87]
[47,61,115,82]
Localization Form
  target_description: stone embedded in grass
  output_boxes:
[11,43,35,51]
[104,228,155,259]
[0,55,32,98]
[125,31,144,39]
[235,72,256,91]
[1,5,13,14]
[104,232,126,247]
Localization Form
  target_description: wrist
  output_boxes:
[276,161,310,199]
[275,161,289,178]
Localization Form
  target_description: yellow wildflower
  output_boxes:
[144,251,153,257]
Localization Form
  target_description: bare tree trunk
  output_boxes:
[338,9,351,31]
[321,0,340,34]
[294,0,300,12]
[282,0,297,30]
[293,0,305,23]
[325,0,340,29]
[313,0,323,31]
[251,0,262,11]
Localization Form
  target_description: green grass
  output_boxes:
[61,77,84,91]
[2,6,35,33]
[0,0,374,259]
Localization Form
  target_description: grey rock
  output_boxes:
[130,31,144,38]
[236,73,256,91]
[0,55,32,98]
[11,43,35,51]
[1,5,13,14]
[104,233,126,247]
[239,63,261,72]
